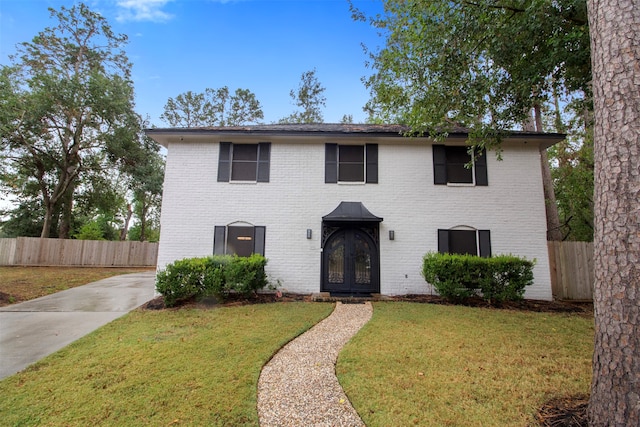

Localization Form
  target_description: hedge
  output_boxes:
[421,252,535,303]
[156,254,268,307]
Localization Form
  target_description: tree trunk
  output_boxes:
[57,186,74,239]
[120,204,133,241]
[40,202,53,239]
[525,106,563,241]
[587,0,640,424]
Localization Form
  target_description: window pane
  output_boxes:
[340,145,364,162]
[354,232,371,285]
[328,236,345,284]
[231,145,258,181]
[232,162,257,181]
[339,145,364,182]
[339,164,365,182]
[449,230,477,255]
[446,146,473,183]
[233,144,258,161]
[227,226,254,257]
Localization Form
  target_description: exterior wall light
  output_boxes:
[389,230,395,240]
[307,229,312,239]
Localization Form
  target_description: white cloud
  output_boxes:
[115,0,174,23]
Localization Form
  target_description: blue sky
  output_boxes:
[0,0,385,126]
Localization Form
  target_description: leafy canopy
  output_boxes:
[161,86,264,127]
[354,0,591,144]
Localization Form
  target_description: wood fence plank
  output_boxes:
[0,238,157,267]
[546,241,594,300]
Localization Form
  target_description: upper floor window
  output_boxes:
[217,142,270,182]
[433,145,487,186]
[438,227,491,257]
[325,143,378,183]
[213,223,266,257]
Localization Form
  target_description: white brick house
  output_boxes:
[146,124,563,300]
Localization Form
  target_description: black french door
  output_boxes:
[322,228,379,294]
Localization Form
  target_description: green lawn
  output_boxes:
[0,303,333,426]
[0,302,593,426]
[337,302,594,426]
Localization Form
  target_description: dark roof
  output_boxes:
[145,123,565,149]
[322,202,383,223]
[146,123,413,136]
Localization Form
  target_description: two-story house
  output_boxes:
[146,124,563,300]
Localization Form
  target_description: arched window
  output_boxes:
[213,222,266,257]
[437,226,491,257]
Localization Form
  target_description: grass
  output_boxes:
[0,302,334,426]
[0,266,153,306]
[337,302,594,426]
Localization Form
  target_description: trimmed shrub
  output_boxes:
[422,252,535,303]
[156,254,268,307]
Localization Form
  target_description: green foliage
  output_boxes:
[156,255,268,307]
[160,86,264,127]
[279,68,326,124]
[354,0,591,145]
[549,126,594,241]
[74,221,106,240]
[222,254,268,296]
[422,252,535,303]
[0,3,146,238]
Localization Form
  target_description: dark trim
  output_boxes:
[478,230,491,257]
[254,226,266,255]
[433,145,447,185]
[474,148,488,186]
[325,143,338,183]
[257,143,270,183]
[213,226,226,254]
[437,229,449,253]
[217,142,232,182]
[366,144,378,183]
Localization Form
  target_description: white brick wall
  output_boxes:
[157,136,553,300]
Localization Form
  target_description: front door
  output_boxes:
[322,228,379,294]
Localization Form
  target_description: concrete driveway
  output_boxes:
[0,271,156,380]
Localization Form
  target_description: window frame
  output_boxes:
[213,224,266,256]
[438,228,491,257]
[325,143,378,184]
[433,145,488,186]
[217,142,270,183]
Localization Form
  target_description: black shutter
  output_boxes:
[325,143,338,183]
[474,148,488,186]
[478,230,491,257]
[257,143,271,182]
[433,145,447,185]
[254,226,266,256]
[366,144,378,183]
[213,226,226,255]
[217,142,231,182]
[437,229,449,254]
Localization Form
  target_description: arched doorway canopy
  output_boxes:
[322,201,383,224]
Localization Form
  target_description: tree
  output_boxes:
[279,68,326,124]
[353,0,591,240]
[0,3,139,238]
[586,0,640,423]
[160,86,264,127]
[354,0,590,139]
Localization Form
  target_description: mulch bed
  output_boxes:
[139,292,592,426]
[536,395,589,426]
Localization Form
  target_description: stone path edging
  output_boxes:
[257,302,373,426]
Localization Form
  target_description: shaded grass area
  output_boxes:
[0,303,333,426]
[0,266,153,306]
[337,302,593,427]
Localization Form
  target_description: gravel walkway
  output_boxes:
[257,302,373,427]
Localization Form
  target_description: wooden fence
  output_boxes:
[0,237,158,267]
[548,241,594,301]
